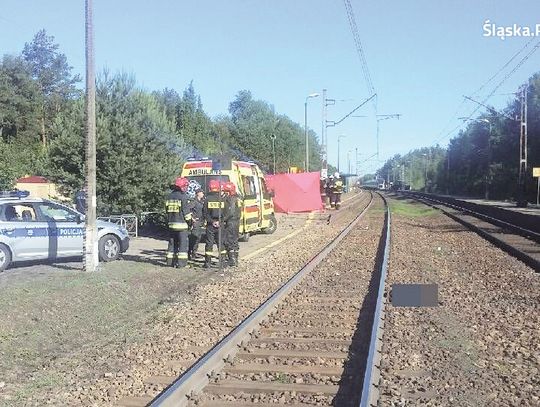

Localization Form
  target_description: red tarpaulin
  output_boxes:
[265,172,323,213]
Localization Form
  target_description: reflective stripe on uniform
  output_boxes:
[176,252,188,259]
[205,251,214,256]
[166,200,181,213]
[208,201,225,209]
[185,213,192,221]
[169,222,188,230]
[220,250,227,254]
[166,252,174,258]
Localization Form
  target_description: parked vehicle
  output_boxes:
[181,158,277,241]
[0,190,129,272]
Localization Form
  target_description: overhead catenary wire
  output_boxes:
[471,37,535,97]
[432,38,540,146]
[342,0,375,99]
[434,38,534,143]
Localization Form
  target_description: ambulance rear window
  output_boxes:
[187,175,230,194]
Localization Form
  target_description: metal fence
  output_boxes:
[97,214,138,237]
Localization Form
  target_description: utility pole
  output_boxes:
[321,89,327,176]
[355,148,358,175]
[84,0,98,271]
[518,84,528,207]
[446,152,450,195]
[376,114,401,159]
[304,93,319,172]
[337,135,345,172]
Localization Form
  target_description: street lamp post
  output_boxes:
[337,135,346,173]
[270,134,276,174]
[422,153,428,191]
[304,93,319,172]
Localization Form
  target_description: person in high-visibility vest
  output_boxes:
[331,172,344,209]
[202,180,228,269]
[165,177,192,268]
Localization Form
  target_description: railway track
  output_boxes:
[138,192,390,407]
[402,191,540,271]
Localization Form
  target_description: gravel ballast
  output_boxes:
[9,193,372,406]
[379,197,540,407]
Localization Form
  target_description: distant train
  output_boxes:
[360,179,410,191]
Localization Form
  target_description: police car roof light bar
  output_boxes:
[0,190,30,199]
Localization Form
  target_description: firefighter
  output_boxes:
[331,172,344,209]
[223,181,241,267]
[327,175,335,208]
[188,188,205,260]
[165,177,192,268]
[203,179,228,269]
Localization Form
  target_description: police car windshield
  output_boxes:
[187,175,230,195]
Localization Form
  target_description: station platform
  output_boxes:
[460,199,540,217]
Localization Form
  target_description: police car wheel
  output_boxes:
[0,244,11,272]
[99,234,120,262]
[263,214,277,234]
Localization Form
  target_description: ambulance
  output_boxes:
[180,158,277,240]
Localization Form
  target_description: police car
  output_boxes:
[0,191,130,272]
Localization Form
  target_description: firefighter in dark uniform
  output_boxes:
[223,181,241,267]
[165,177,192,268]
[188,188,205,260]
[331,172,344,209]
[203,179,228,269]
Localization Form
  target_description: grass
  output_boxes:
[0,259,208,403]
[389,200,438,218]
[273,372,290,384]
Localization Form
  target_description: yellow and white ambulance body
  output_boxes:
[181,159,277,240]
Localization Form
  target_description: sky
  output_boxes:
[1,0,540,175]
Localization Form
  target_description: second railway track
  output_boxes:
[144,191,390,407]
[402,192,540,271]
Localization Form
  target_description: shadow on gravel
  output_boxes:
[122,249,166,266]
[332,219,387,406]
[399,220,467,234]
[386,193,414,201]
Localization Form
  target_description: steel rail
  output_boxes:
[149,192,376,407]
[405,193,540,272]
[405,192,540,241]
[359,192,390,407]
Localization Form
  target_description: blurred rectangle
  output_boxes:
[391,283,438,307]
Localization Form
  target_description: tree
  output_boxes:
[0,55,42,143]
[227,90,321,173]
[22,29,81,147]
[47,72,189,214]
